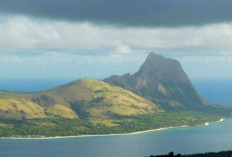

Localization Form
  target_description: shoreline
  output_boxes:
[0,118,225,140]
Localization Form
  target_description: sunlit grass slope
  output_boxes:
[0,97,46,119]
[46,104,78,119]
[0,78,159,123]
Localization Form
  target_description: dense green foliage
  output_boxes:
[183,151,232,157]
[149,151,232,157]
[0,111,224,137]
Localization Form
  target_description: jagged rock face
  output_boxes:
[136,53,190,83]
[104,52,209,110]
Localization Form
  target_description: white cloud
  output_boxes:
[1,15,232,56]
[1,15,232,79]
[114,45,132,54]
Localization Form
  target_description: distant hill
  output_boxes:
[0,78,160,126]
[104,52,211,110]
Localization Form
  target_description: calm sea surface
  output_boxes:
[0,78,232,157]
[192,79,232,105]
[1,119,232,157]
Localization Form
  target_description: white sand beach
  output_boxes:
[0,118,225,140]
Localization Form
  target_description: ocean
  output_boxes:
[0,119,232,157]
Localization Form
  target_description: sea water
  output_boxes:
[0,119,232,157]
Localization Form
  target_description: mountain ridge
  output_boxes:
[104,52,210,110]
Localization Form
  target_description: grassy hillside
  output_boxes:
[0,97,46,119]
[45,78,160,118]
[0,78,160,126]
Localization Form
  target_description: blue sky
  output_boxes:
[0,0,232,80]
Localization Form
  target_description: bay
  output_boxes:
[0,119,232,157]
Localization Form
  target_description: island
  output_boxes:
[0,53,231,138]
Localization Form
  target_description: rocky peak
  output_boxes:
[136,52,190,83]
[104,52,209,110]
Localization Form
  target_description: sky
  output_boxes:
[0,0,232,80]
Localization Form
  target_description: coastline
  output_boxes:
[0,118,225,140]
[204,117,224,126]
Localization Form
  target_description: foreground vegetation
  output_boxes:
[0,111,224,137]
[149,151,232,157]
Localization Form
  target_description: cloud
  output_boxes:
[1,16,232,57]
[1,2,232,80]
[1,0,232,27]
[1,15,232,80]
[1,48,232,79]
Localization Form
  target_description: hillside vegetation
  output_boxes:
[0,78,160,127]
[0,111,222,137]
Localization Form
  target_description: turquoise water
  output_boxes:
[0,119,232,157]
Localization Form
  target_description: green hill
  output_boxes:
[0,78,160,126]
